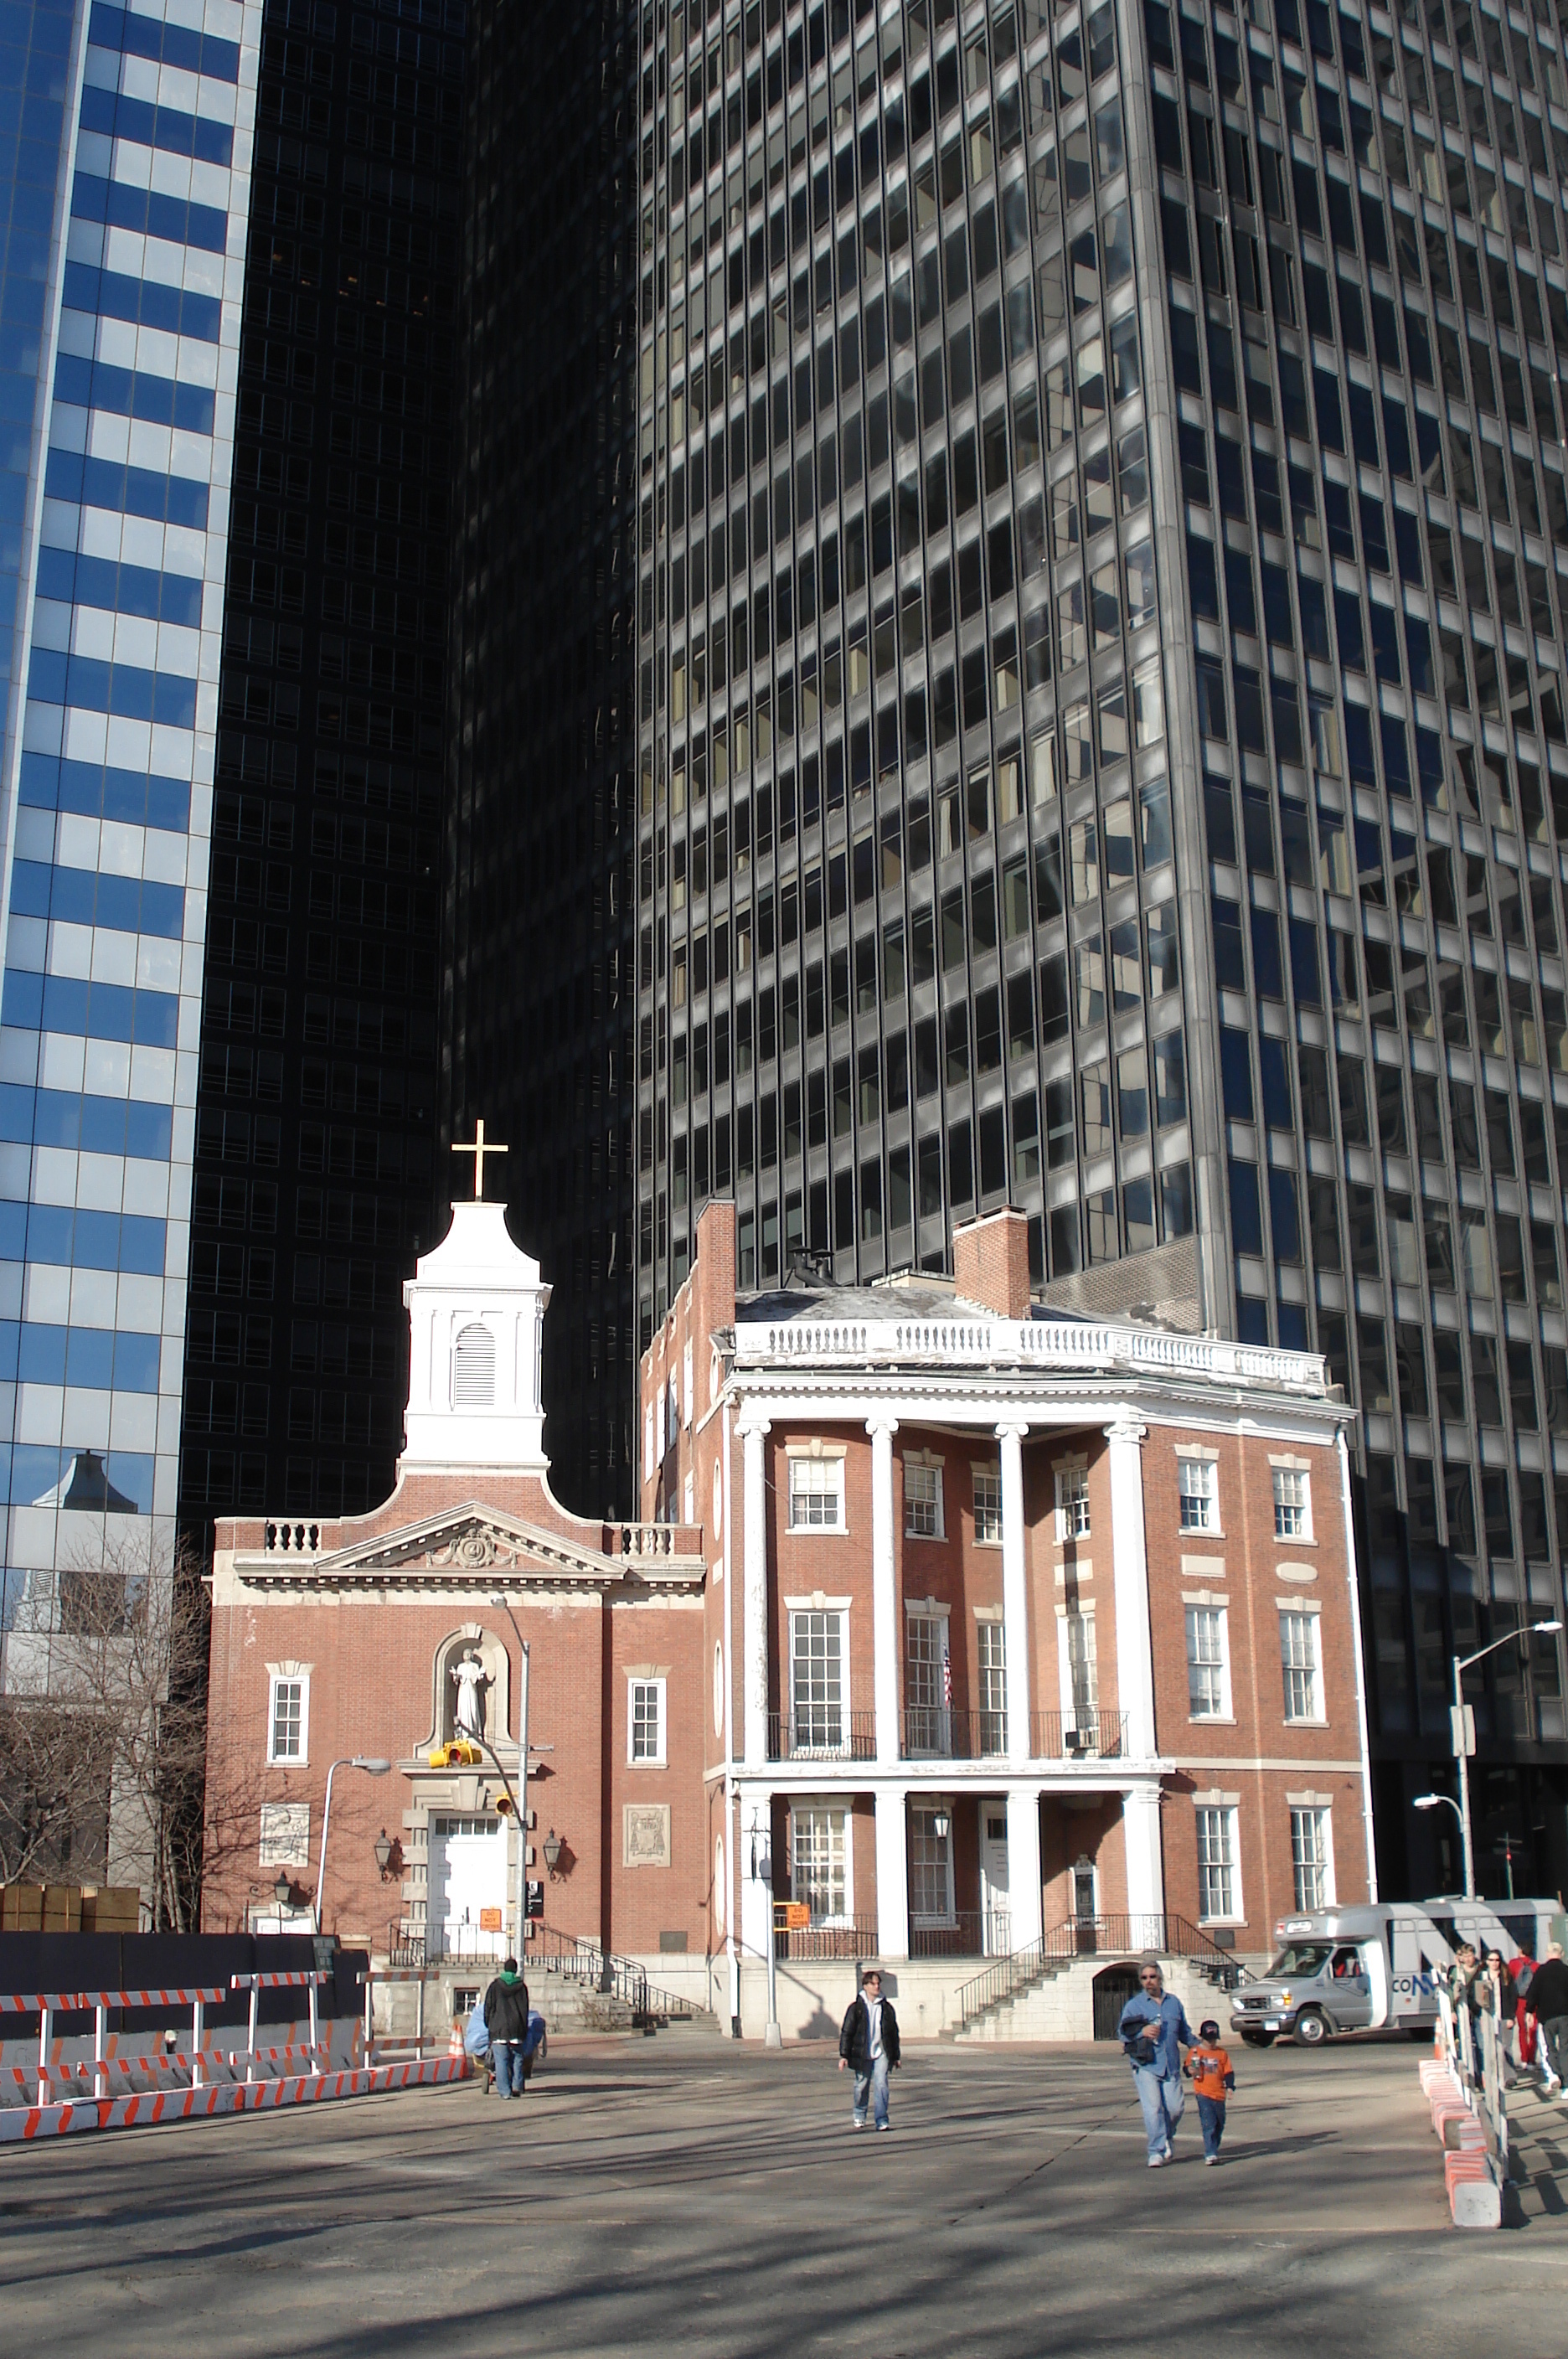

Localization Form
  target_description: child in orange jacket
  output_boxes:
[1184,2020,1236,2165]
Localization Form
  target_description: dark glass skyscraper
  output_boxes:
[632,0,1568,1894]
[178,0,464,1525]
[442,0,640,1516]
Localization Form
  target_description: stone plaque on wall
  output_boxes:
[623,1803,671,1869]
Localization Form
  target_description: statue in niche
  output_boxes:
[450,1649,491,1742]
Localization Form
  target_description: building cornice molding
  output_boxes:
[228,1501,705,1596]
[721,1373,1347,1444]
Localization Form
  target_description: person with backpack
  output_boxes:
[1117,1959,1198,2167]
[483,1958,532,2098]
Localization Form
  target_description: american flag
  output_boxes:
[941,1645,952,1709]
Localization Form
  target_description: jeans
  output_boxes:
[493,2040,525,2097]
[1132,2066,1184,2160]
[1538,2014,1568,2084]
[853,2052,890,2128]
[1196,2093,1226,2159]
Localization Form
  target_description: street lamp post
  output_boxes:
[490,1595,531,1959]
[315,1756,391,1933]
[1447,1620,1561,1898]
[749,1808,781,2049]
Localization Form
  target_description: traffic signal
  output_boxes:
[495,1791,516,1816]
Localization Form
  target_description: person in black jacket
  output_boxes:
[1525,1940,1568,2093]
[483,1959,532,2098]
[838,1968,900,2131]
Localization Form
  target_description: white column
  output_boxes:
[996,1422,1031,1768]
[1106,1417,1157,1760]
[867,1415,900,1767]
[740,1417,771,1770]
[1122,1787,1167,1929]
[874,1789,910,1961]
[1005,1789,1043,1954]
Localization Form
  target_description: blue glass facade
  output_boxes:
[0,0,260,1637]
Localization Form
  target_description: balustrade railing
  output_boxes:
[772,1915,879,1961]
[1031,1709,1129,1760]
[766,1709,877,1762]
[901,1706,1008,1760]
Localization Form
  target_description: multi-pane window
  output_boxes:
[1290,1807,1333,1912]
[905,1461,943,1538]
[1185,1607,1230,1719]
[1064,1610,1099,1729]
[1280,1613,1322,1723]
[1272,1467,1311,1541]
[910,1800,955,1925]
[629,1678,665,1764]
[905,1612,950,1754]
[1055,1465,1091,1539]
[1195,1806,1240,1923]
[268,1675,305,1763]
[788,1456,843,1530]
[972,1464,1003,1543]
[977,1622,1008,1755]
[791,1805,849,1925]
[790,1610,845,1753]
[1178,1457,1219,1531]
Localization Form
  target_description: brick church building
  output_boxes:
[204,1178,1374,2037]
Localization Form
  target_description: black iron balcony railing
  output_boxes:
[900,1706,1008,1759]
[1031,1708,1129,1760]
[772,1913,880,1960]
[766,1709,877,1762]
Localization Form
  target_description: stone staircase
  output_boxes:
[944,1918,1245,2045]
[529,1933,718,2039]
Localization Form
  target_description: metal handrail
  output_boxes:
[957,1912,1250,2028]
[900,1707,1009,1760]
[1030,1708,1129,1760]
[766,1709,877,1761]
[529,1923,703,2021]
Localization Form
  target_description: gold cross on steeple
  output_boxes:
[451,1118,507,1200]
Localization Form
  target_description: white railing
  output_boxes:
[733,1316,1329,1394]
[263,1521,324,1555]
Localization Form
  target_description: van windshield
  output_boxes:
[1267,1943,1333,1977]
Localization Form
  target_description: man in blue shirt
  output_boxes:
[1118,1959,1199,2166]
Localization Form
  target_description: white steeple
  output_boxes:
[400,1197,551,1477]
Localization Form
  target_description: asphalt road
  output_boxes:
[2,2033,1565,2357]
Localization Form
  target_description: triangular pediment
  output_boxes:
[233,1502,664,1590]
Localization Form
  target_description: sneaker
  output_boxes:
[1161,2144,1173,2161]
[875,2123,892,2133]
[1148,2154,1168,2167]
[852,2119,867,2130]
[1205,2155,1220,2166]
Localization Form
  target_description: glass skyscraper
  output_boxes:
[0,0,266,1658]
[632,0,1568,1893]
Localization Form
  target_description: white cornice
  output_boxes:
[227,1501,705,1595]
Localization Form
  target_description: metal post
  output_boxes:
[192,1997,204,2088]
[308,1973,320,2062]
[95,2004,107,2100]
[38,2001,50,2107]
[247,1983,259,2083]
[415,1974,426,2062]
[1453,1652,1476,1901]
[518,1639,531,1959]
[364,1969,374,2062]
[317,1759,341,1934]
[766,1895,780,2047]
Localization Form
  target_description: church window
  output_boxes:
[452,1321,496,1407]
[268,1673,307,1763]
[629,1677,667,1764]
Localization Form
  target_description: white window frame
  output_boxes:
[790,1802,854,1926]
[1195,1804,1242,1925]
[788,1606,851,1753]
[1271,1465,1313,1541]
[627,1676,668,1767]
[1178,1456,1220,1533]
[905,1607,952,1755]
[977,1620,1008,1756]
[1290,1805,1335,1912]
[909,1798,957,1928]
[1185,1605,1232,1721]
[787,1455,846,1531]
[1055,1464,1091,1541]
[904,1458,945,1540]
[1056,1608,1100,1738]
[267,1671,309,1766]
[972,1461,1003,1544]
[1280,1610,1323,1724]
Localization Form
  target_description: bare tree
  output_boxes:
[39,1526,266,1931]
[0,1696,111,1887]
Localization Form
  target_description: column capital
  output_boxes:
[735,1413,772,1441]
[864,1412,900,1438]
[994,1418,1030,1443]
[1104,1417,1148,1447]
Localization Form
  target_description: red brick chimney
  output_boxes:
[952,1209,1030,1318]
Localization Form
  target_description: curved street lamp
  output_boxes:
[1447,1621,1562,1898]
[315,1755,391,1934]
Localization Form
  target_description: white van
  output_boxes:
[1228,1897,1564,2048]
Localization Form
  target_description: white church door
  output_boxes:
[429,1814,508,1961]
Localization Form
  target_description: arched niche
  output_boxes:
[415,1622,513,1753]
